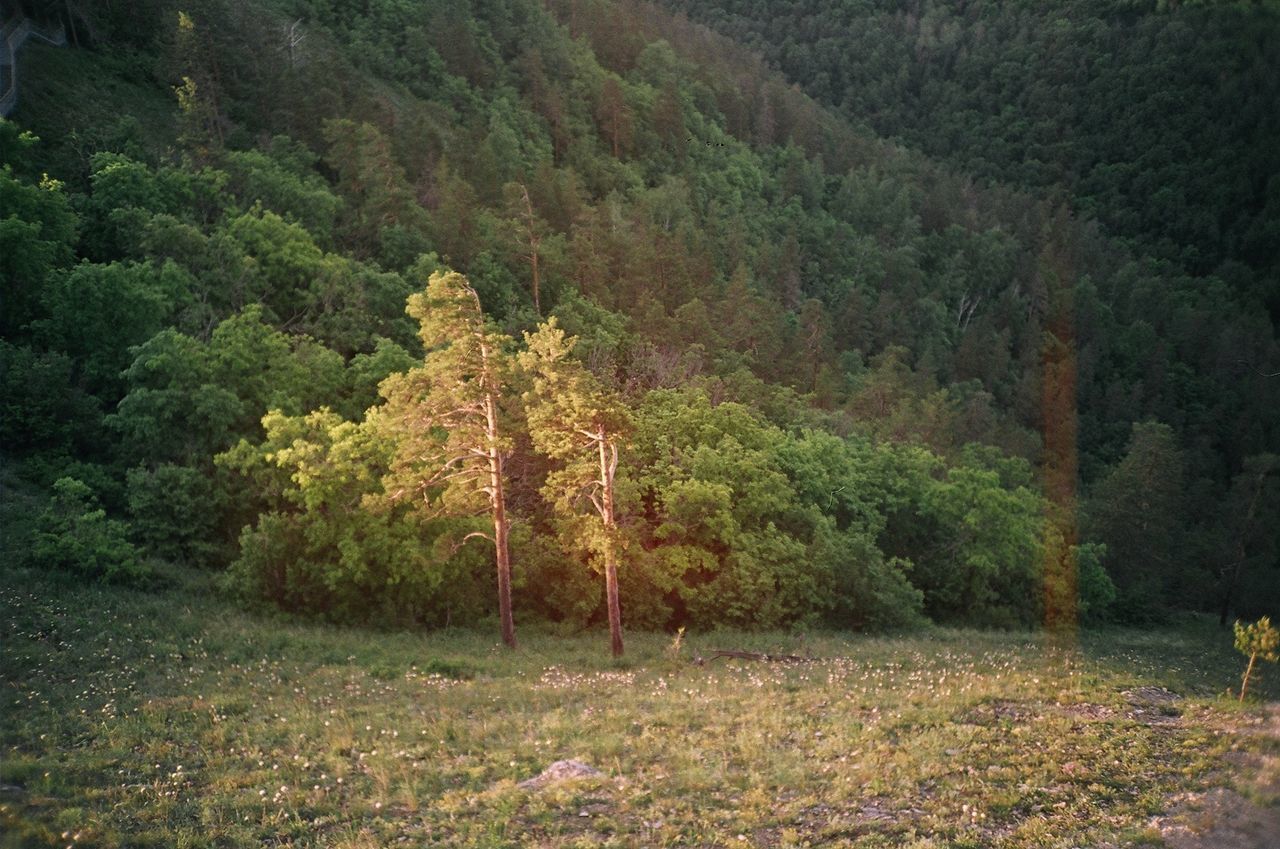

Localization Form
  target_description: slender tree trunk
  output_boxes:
[1240,651,1257,702]
[490,447,515,649]
[479,332,515,649]
[598,427,623,657]
[530,247,541,315]
[603,542,622,657]
[518,184,542,315]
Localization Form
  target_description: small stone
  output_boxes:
[518,759,605,789]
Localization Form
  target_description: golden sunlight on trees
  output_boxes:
[521,319,632,656]
[374,271,519,648]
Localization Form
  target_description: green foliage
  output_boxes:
[322,119,429,258]
[214,306,342,411]
[344,336,419,418]
[78,152,226,260]
[1076,542,1117,623]
[918,465,1045,627]
[126,463,224,566]
[1086,422,1187,621]
[374,270,517,521]
[221,143,341,242]
[0,341,104,457]
[1233,615,1279,701]
[2,0,1271,638]
[0,120,40,178]
[219,409,474,625]
[110,308,351,466]
[628,389,816,628]
[108,328,244,466]
[28,478,151,586]
[32,260,191,395]
[521,318,631,653]
[1234,616,1280,664]
[0,162,77,336]
[669,0,1280,294]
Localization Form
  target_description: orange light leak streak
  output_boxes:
[1041,219,1079,645]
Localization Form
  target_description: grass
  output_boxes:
[1,564,1277,848]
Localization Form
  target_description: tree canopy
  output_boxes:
[1,0,1274,638]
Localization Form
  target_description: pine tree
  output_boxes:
[1086,421,1185,620]
[503,181,547,315]
[596,76,633,159]
[520,319,631,656]
[374,271,518,647]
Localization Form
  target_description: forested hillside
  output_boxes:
[663,0,1280,316]
[2,0,1277,640]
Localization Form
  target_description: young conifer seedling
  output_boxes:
[1233,616,1279,702]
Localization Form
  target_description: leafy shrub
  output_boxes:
[126,463,224,565]
[217,409,492,626]
[1076,542,1116,623]
[28,477,152,586]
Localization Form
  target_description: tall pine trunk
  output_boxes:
[530,249,541,316]
[490,448,515,649]
[604,544,622,657]
[598,426,623,657]
[481,337,516,649]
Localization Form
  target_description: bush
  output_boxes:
[28,477,152,586]
[1077,542,1117,623]
[126,463,223,565]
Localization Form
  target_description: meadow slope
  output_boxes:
[1,565,1277,848]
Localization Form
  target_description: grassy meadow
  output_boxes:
[1,564,1277,849]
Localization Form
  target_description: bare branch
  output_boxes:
[424,467,484,487]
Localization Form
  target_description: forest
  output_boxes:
[2,0,1278,649]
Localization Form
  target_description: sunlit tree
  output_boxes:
[521,318,631,656]
[374,271,519,647]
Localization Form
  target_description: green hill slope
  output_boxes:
[1,0,1276,630]
[660,0,1280,313]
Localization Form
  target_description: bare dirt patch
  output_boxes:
[1150,702,1280,849]
[1152,787,1280,849]
[1124,685,1184,726]
[1054,701,1117,721]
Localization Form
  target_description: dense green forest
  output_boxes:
[662,0,1280,316]
[1,0,1277,646]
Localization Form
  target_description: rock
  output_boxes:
[1123,686,1180,705]
[518,759,604,789]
